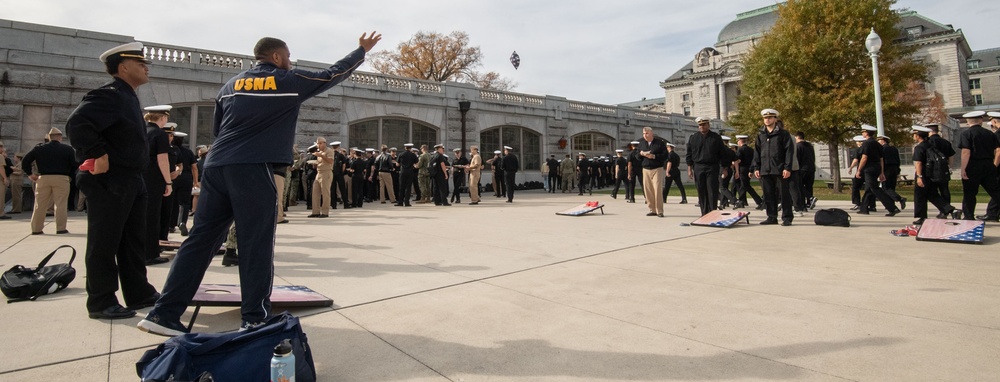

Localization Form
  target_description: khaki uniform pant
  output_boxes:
[642,168,665,215]
[469,170,481,202]
[9,174,23,213]
[312,170,332,215]
[378,172,396,203]
[274,175,285,222]
[31,175,70,232]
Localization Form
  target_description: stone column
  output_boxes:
[718,82,728,121]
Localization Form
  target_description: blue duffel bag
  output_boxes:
[136,311,316,382]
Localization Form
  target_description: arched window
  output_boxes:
[348,118,438,150]
[480,126,541,170]
[572,132,615,157]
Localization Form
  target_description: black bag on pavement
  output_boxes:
[136,311,316,382]
[1,245,77,303]
[814,208,851,227]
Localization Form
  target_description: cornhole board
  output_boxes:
[159,240,226,255]
[556,203,605,216]
[186,284,333,330]
[691,210,750,227]
[916,219,985,244]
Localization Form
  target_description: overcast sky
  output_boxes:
[3,0,997,105]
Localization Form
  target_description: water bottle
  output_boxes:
[270,339,295,382]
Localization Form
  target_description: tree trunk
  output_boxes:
[827,139,842,193]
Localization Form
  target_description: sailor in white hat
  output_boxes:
[855,122,902,216]
[733,134,762,209]
[957,111,1000,220]
[687,115,729,216]
[909,125,961,224]
[755,107,797,225]
[486,150,505,198]
[428,143,452,205]
[500,145,519,202]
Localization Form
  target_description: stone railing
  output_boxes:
[479,90,544,105]
[633,111,673,120]
[141,42,251,70]
[568,102,617,115]
[347,72,443,93]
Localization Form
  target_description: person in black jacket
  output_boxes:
[794,132,817,210]
[877,135,905,210]
[910,126,960,225]
[546,155,559,193]
[627,141,643,203]
[957,111,1000,220]
[855,126,901,216]
[21,127,78,234]
[501,145,519,203]
[735,135,762,209]
[685,117,729,216]
[611,149,629,199]
[926,123,955,210]
[451,148,469,204]
[577,153,591,195]
[751,109,795,225]
[66,42,160,320]
[638,126,668,217]
[396,143,418,206]
[664,143,688,204]
[430,144,451,206]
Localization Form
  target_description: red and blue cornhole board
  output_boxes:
[916,219,985,244]
[556,202,605,216]
[691,210,750,228]
[186,284,333,330]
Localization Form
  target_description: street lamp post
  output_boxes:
[459,100,471,152]
[865,28,885,138]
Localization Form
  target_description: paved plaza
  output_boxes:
[1,190,998,381]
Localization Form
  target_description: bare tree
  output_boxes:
[368,31,516,91]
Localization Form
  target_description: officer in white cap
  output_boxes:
[910,125,960,224]
[576,152,592,195]
[395,143,418,206]
[451,147,469,204]
[732,134,761,209]
[753,108,795,225]
[982,112,1000,218]
[65,42,160,320]
[501,145,519,202]
[847,135,871,211]
[957,111,1000,220]
[486,150,505,198]
[923,123,956,213]
[430,144,451,205]
[687,117,729,216]
[626,141,643,202]
[327,141,349,209]
[877,134,906,211]
[855,124,901,216]
[663,142,688,205]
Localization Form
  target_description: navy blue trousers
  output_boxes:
[150,164,277,323]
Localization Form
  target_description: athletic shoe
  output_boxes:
[89,304,136,320]
[138,314,188,337]
[239,320,266,332]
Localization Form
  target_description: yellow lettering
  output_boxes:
[234,78,244,90]
[263,76,277,90]
[252,77,265,90]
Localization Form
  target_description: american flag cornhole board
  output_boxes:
[186,284,333,330]
[556,202,605,216]
[916,219,985,244]
[159,240,226,255]
[691,210,750,228]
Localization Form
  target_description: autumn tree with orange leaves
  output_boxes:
[369,31,516,91]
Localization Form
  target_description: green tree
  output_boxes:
[729,0,928,191]
[368,31,516,91]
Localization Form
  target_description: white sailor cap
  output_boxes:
[963,111,986,119]
[615,149,624,153]
[760,108,779,117]
[728,143,737,147]
[404,143,414,147]
[144,105,172,114]
[861,124,877,132]
[434,144,444,149]
[389,147,397,151]
[494,150,501,154]
[877,135,889,140]
[666,143,676,147]
[365,148,375,152]
[354,148,365,153]
[503,145,513,150]
[174,131,188,137]
[162,122,178,133]
[987,112,1000,119]
[330,141,341,146]
[578,152,586,156]
[852,135,866,142]
[735,134,749,139]
[721,135,731,141]
[453,148,461,152]
[411,148,419,152]
[100,42,150,64]
[630,141,640,145]
[911,125,932,133]
[695,116,710,124]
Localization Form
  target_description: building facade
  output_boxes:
[658,5,981,178]
[0,18,699,185]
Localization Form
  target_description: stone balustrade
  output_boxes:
[569,102,617,115]
[141,42,250,70]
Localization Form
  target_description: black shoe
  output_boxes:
[950,209,962,220]
[899,198,906,211]
[89,304,136,320]
[850,205,859,210]
[277,219,289,224]
[307,214,320,218]
[319,214,329,218]
[975,214,1000,222]
[646,212,657,216]
[442,203,452,206]
[679,200,688,204]
[885,209,901,217]
[394,203,404,206]
[404,203,412,207]
[56,230,70,234]
[31,231,43,235]
[469,202,478,205]
[912,218,925,225]
[808,197,818,209]
[611,194,617,199]
[127,292,161,310]
[856,211,870,215]
[137,313,188,337]
[168,227,176,233]
[781,220,792,226]
[222,248,238,267]
[626,199,634,203]
[760,218,778,225]
[657,214,664,218]
[145,257,170,265]
[755,204,764,210]
[506,200,512,203]
[178,225,188,236]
